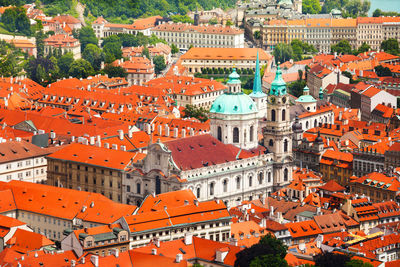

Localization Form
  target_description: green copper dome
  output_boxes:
[269,65,287,96]
[210,93,258,115]
[296,94,317,103]
[227,68,241,84]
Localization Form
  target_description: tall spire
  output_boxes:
[250,50,266,98]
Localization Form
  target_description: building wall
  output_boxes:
[350,184,396,203]
[320,163,352,186]
[0,156,47,183]
[46,159,124,203]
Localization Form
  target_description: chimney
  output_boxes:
[189,128,194,136]
[112,144,118,150]
[90,255,99,267]
[184,233,193,245]
[194,199,199,206]
[157,125,162,136]
[230,238,238,246]
[104,142,110,149]
[176,254,183,263]
[50,132,56,139]
[120,145,126,151]
[215,249,229,263]
[118,129,124,140]
[165,124,170,137]
[111,248,119,258]
[182,128,186,138]
[173,128,178,138]
[89,136,95,145]
[83,139,88,145]
[128,128,133,138]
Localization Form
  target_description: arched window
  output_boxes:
[155,176,161,194]
[249,176,253,187]
[196,187,201,198]
[282,109,286,121]
[314,119,317,128]
[284,139,289,152]
[284,168,288,181]
[233,127,239,143]
[236,176,241,189]
[136,183,141,194]
[269,139,274,147]
[258,172,264,184]
[209,182,215,196]
[271,109,276,121]
[306,121,309,129]
[223,179,228,193]
[217,126,222,141]
[250,126,254,142]
[268,172,272,183]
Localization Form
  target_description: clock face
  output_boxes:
[282,96,287,103]
[270,96,276,104]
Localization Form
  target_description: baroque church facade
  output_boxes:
[124,55,294,207]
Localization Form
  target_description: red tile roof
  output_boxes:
[6,229,54,253]
[285,220,322,239]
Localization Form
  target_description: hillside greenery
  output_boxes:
[33,0,236,20]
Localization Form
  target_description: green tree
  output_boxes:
[209,18,218,25]
[183,104,209,122]
[288,80,306,97]
[68,59,94,79]
[25,56,58,85]
[171,44,179,54]
[103,64,127,78]
[302,0,321,14]
[345,259,373,267]
[343,0,371,17]
[170,14,194,24]
[57,52,75,76]
[103,42,122,63]
[235,234,288,267]
[82,44,104,71]
[373,8,382,17]
[2,6,31,36]
[374,65,392,77]
[356,43,370,54]
[273,43,293,64]
[381,39,400,55]
[331,40,352,55]
[77,26,98,51]
[153,55,166,74]
[226,20,233,26]
[315,252,350,267]
[142,46,150,59]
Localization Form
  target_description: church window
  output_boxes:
[284,139,289,152]
[268,172,272,183]
[155,176,161,194]
[137,183,141,194]
[249,176,253,187]
[258,172,263,184]
[233,127,239,143]
[284,168,288,181]
[196,187,201,198]
[269,139,274,147]
[209,182,215,196]
[217,126,222,141]
[157,154,161,165]
[314,119,317,127]
[236,176,241,189]
[271,109,276,121]
[282,109,286,121]
[223,179,228,192]
[306,121,309,128]
[250,126,254,142]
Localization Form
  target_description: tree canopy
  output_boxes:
[153,55,166,74]
[381,39,400,55]
[302,0,321,14]
[273,43,293,64]
[331,40,353,55]
[234,234,288,267]
[2,6,31,36]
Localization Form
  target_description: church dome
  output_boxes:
[210,93,258,115]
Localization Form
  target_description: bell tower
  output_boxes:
[263,65,293,189]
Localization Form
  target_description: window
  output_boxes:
[223,179,228,192]
[284,168,288,181]
[271,109,276,121]
[282,109,286,121]
[196,187,201,198]
[249,176,253,187]
[233,127,239,143]
[236,177,241,190]
[127,185,131,192]
[250,126,254,142]
[209,182,215,196]
[268,172,272,183]
[136,183,141,194]
[269,139,274,147]
[284,139,289,152]
[217,126,222,141]
[155,176,161,194]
